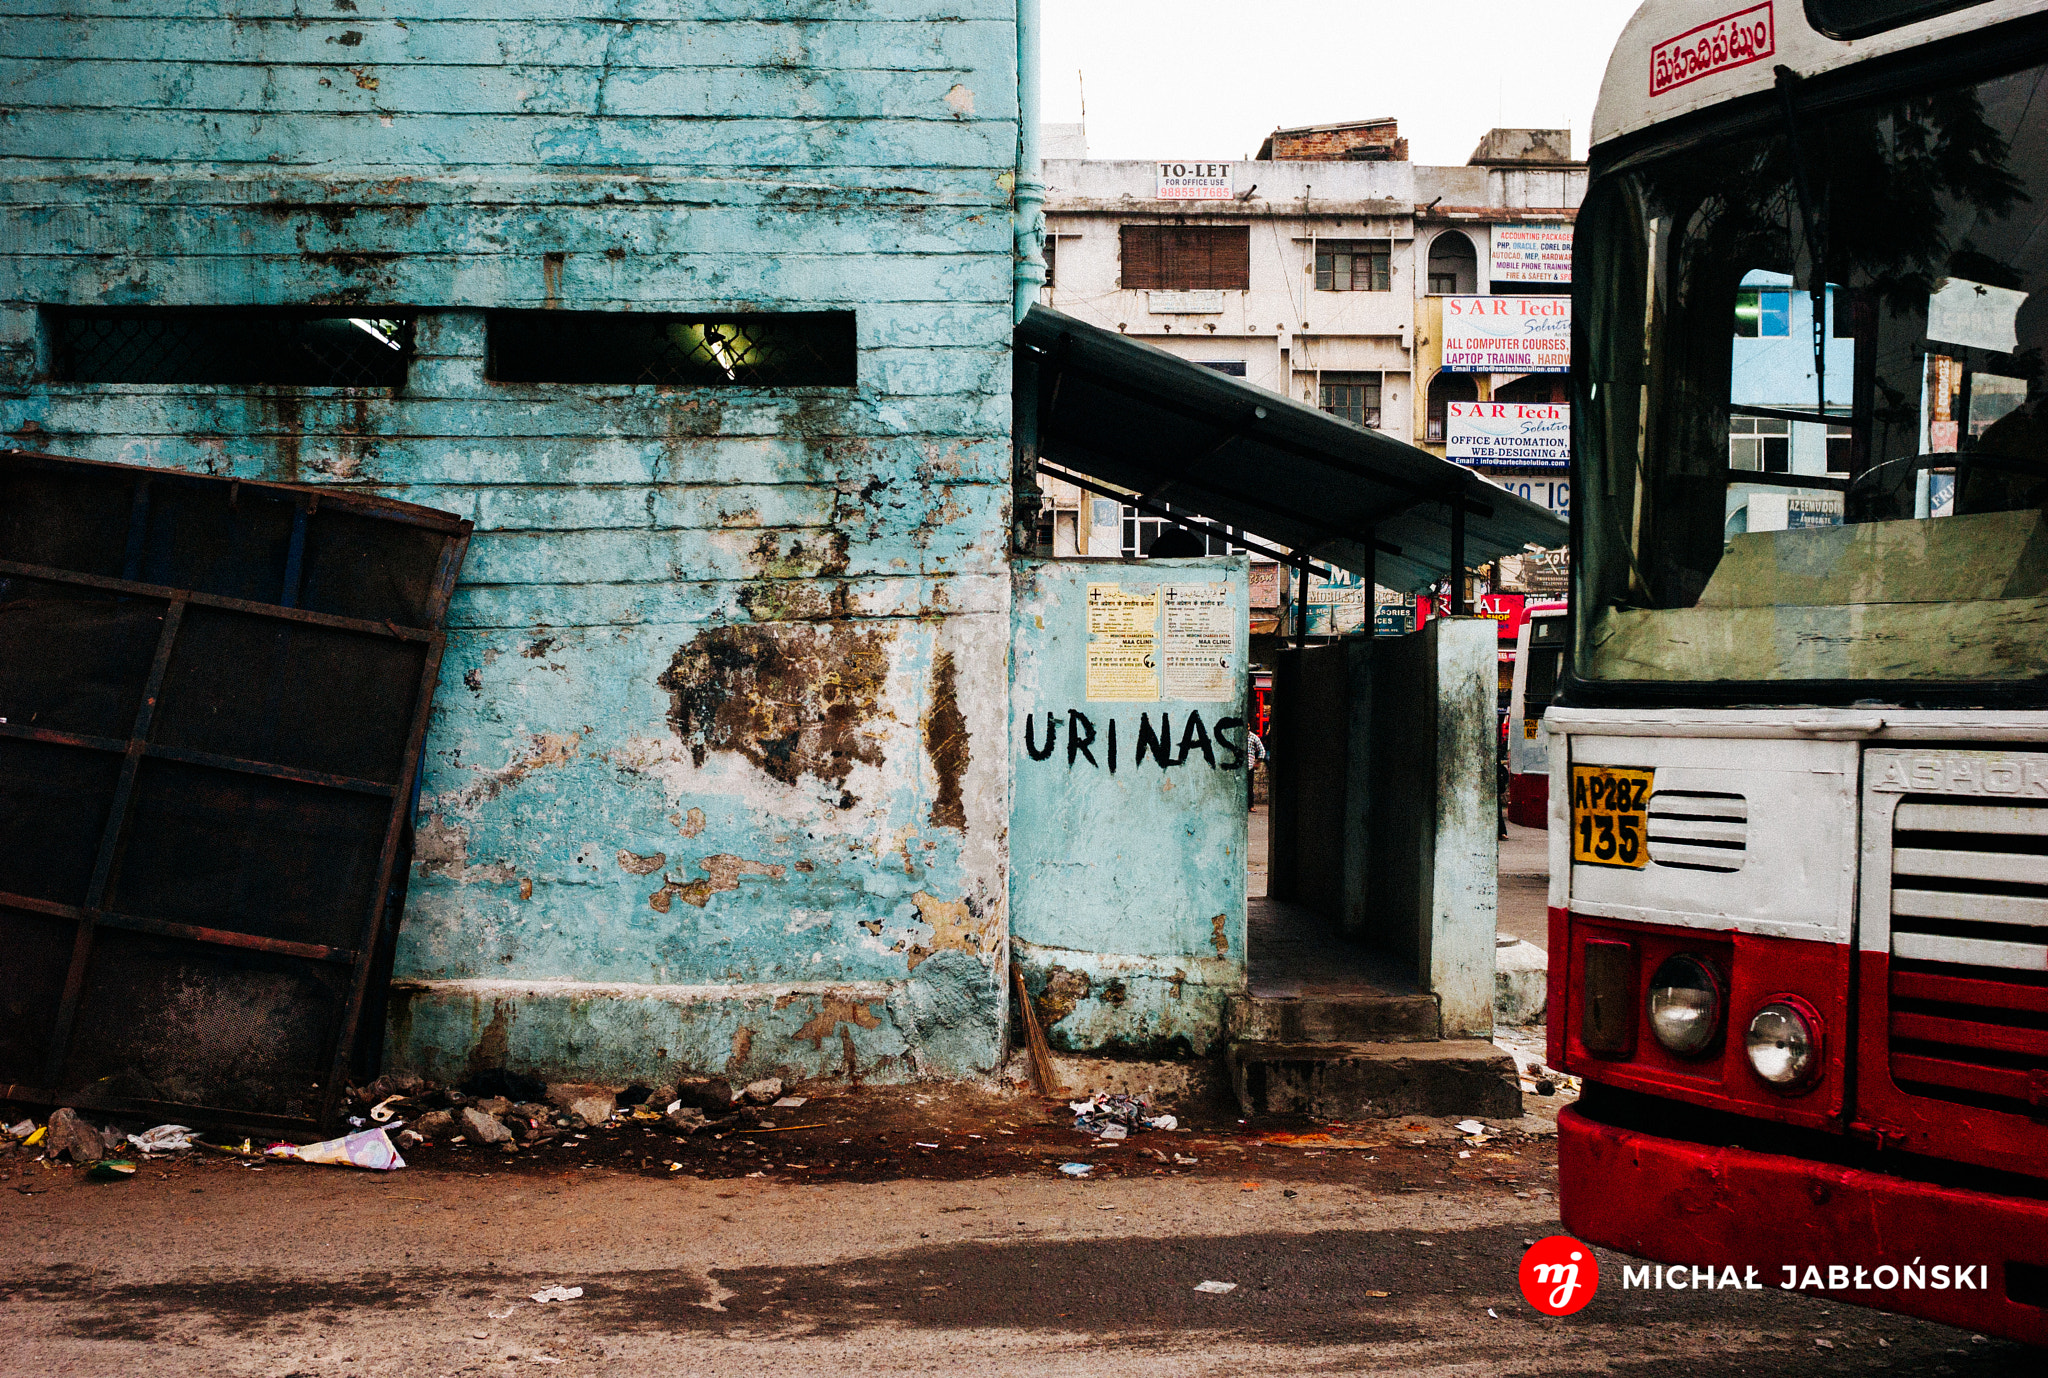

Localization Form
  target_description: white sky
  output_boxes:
[1041,0,1644,166]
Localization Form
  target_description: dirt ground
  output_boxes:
[4,1082,2036,1378]
[1,1082,1563,1195]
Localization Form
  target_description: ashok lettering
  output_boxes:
[1650,3,1775,97]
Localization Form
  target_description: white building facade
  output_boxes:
[1035,122,1586,569]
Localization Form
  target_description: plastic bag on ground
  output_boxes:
[267,1125,406,1170]
[127,1125,197,1154]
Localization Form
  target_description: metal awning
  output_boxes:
[1015,306,1566,595]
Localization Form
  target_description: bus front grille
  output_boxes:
[1886,795,2048,1114]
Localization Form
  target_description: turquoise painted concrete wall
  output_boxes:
[1009,558,1249,1056]
[0,2,1023,1086]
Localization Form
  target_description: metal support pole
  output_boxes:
[1295,562,1310,648]
[1365,534,1377,637]
[1449,493,1468,615]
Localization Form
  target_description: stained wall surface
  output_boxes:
[0,2,1023,1085]
[1009,557,1250,1056]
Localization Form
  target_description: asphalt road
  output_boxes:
[4,1152,2036,1376]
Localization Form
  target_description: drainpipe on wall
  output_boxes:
[1010,0,1048,553]
[1013,0,1046,324]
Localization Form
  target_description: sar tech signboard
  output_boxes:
[1490,225,1574,285]
[1441,296,1570,372]
[1445,401,1570,470]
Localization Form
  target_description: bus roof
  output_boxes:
[1591,0,2048,152]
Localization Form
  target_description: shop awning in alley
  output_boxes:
[1015,306,1566,593]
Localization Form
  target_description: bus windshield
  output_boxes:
[1574,53,2048,697]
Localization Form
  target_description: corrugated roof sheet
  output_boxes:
[1015,306,1566,594]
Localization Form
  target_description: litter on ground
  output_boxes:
[1193,1280,1238,1294]
[1069,1093,1177,1138]
[530,1286,583,1304]
[265,1126,406,1171]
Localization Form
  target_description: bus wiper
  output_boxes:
[1773,65,1830,432]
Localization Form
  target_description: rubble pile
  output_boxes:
[0,1071,804,1174]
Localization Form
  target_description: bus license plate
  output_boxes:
[1571,765,1653,869]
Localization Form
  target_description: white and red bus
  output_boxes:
[1553,0,2048,1344]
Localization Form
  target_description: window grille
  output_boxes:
[48,310,415,387]
[1729,416,1792,472]
[487,311,856,386]
[1119,503,1242,557]
[1315,241,1391,292]
[1319,372,1382,428]
[1120,225,1251,291]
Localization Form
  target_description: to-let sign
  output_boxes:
[1157,162,1232,200]
[1571,765,1653,869]
[1650,3,1775,97]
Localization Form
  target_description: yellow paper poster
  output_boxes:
[1161,582,1235,702]
[1087,584,1158,635]
[1085,583,1160,701]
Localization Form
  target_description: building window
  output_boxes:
[1314,241,1390,292]
[1426,230,1478,295]
[1043,234,1058,290]
[487,311,856,385]
[1119,225,1251,291]
[47,309,416,387]
[1730,416,1791,472]
[1120,504,1242,557]
[1734,288,1791,337]
[1195,360,1247,376]
[1319,372,1382,428]
[1426,371,1477,443]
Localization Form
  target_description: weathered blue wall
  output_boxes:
[1009,558,1249,1056]
[0,2,1023,1085]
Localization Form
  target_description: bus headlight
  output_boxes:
[1645,954,1722,1056]
[1745,1000,1821,1089]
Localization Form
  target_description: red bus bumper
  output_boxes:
[1558,1104,2048,1345]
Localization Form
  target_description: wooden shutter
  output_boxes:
[1121,225,1164,289]
[1121,225,1248,290]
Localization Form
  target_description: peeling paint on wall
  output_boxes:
[923,649,970,831]
[657,624,890,807]
[648,854,789,912]
[1,2,1021,1090]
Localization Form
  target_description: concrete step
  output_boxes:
[1228,1038,1523,1120]
[1226,991,1441,1045]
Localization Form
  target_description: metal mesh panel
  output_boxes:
[0,740,122,905]
[60,930,347,1117]
[0,909,76,1085]
[153,608,425,784]
[50,311,415,388]
[109,760,393,950]
[0,581,168,738]
[487,310,857,386]
[0,448,469,1133]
